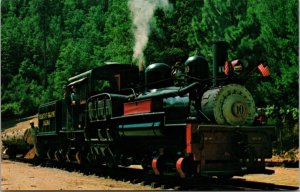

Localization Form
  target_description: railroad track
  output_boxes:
[3,156,299,191]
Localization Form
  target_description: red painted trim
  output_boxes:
[186,123,192,153]
[152,158,160,175]
[176,157,186,178]
[224,61,229,75]
[124,99,151,115]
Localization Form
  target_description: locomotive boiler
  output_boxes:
[2,42,275,178]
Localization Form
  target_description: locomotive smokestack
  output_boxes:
[212,41,229,87]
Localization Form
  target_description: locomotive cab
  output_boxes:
[69,64,140,129]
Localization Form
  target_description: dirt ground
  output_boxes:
[0,160,155,190]
[1,116,155,190]
[1,159,299,190]
[234,167,299,187]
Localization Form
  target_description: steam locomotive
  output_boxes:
[3,42,275,178]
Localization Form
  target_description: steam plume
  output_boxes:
[128,0,170,71]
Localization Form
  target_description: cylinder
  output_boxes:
[212,41,229,86]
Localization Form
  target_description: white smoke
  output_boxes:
[128,0,171,71]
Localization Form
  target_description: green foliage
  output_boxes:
[2,73,45,117]
[1,0,298,150]
[146,0,203,64]
[2,103,22,117]
[248,0,298,151]
[265,104,299,152]
[104,0,133,63]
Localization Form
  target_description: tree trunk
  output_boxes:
[2,127,37,157]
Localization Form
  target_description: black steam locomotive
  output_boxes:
[33,42,275,178]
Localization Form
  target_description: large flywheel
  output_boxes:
[201,84,256,125]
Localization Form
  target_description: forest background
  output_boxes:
[1,0,298,152]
